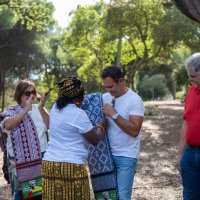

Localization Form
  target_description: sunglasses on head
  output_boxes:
[24,90,36,97]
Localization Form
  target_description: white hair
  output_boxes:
[185,52,200,73]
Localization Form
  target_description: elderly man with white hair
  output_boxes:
[176,52,200,200]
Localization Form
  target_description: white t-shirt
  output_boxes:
[0,104,48,157]
[43,104,93,164]
[103,89,144,158]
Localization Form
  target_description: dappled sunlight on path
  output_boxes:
[0,100,184,200]
[132,100,184,200]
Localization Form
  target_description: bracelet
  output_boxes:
[97,124,105,133]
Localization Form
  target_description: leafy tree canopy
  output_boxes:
[0,0,55,31]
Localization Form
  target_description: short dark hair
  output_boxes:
[14,80,36,104]
[100,65,125,83]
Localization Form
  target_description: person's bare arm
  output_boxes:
[38,93,49,129]
[82,120,107,145]
[2,97,32,131]
[112,115,143,137]
[176,120,187,172]
[103,103,143,137]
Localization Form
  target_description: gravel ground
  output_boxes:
[131,100,183,200]
[0,100,184,200]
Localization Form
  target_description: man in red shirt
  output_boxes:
[176,52,200,200]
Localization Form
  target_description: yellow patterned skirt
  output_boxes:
[42,160,90,200]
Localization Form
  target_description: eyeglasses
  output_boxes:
[24,90,36,96]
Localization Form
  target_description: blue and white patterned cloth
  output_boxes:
[81,93,117,198]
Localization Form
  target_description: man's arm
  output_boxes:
[112,114,143,137]
[176,120,187,172]
[103,103,143,138]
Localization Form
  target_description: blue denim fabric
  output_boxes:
[41,151,46,158]
[112,156,137,200]
[180,145,200,200]
[8,154,15,195]
[14,191,21,200]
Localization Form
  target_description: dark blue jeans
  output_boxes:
[180,145,200,200]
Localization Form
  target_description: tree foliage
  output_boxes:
[1,0,200,109]
[0,0,55,31]
[62,0,198,90]
[62,3,115,86]
[0,0,54,110]
[138,74,168,100]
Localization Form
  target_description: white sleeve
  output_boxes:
[0,117,11,134]
[73,111,93,134]
[128,96,145,116]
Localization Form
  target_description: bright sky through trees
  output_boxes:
[47,0,98,27]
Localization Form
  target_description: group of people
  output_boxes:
[0,52,200,200]
[0,65,144,200]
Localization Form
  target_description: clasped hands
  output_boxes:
[102,103,117,117]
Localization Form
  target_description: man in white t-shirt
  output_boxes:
[101,65,144,200]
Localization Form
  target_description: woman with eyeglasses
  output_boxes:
[0,79,49,200]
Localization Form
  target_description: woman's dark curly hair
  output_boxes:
[56,92,84,110]
[55,76,84,110]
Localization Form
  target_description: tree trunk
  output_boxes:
[172,82,176,100]
[0,71,5,112]
[174,0,200,23]
[0,70,2,98]
[116,33,122,67]
[126,67,136,90]
[2,74,5,112]
[125,58,144,90]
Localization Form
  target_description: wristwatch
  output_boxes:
[111,113,119,120]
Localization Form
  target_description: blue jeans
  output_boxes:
[112,156,137,200]
[180,145,200,200]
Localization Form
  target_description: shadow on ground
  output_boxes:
[0,100,184,200]
[132,101,183,200]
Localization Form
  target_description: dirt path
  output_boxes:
[132,100,183,200]
[0,100,184,200]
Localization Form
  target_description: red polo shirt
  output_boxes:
[183,85,200,146]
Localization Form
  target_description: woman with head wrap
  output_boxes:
[42,76,107,200]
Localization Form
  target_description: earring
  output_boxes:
[75,101,81,106]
